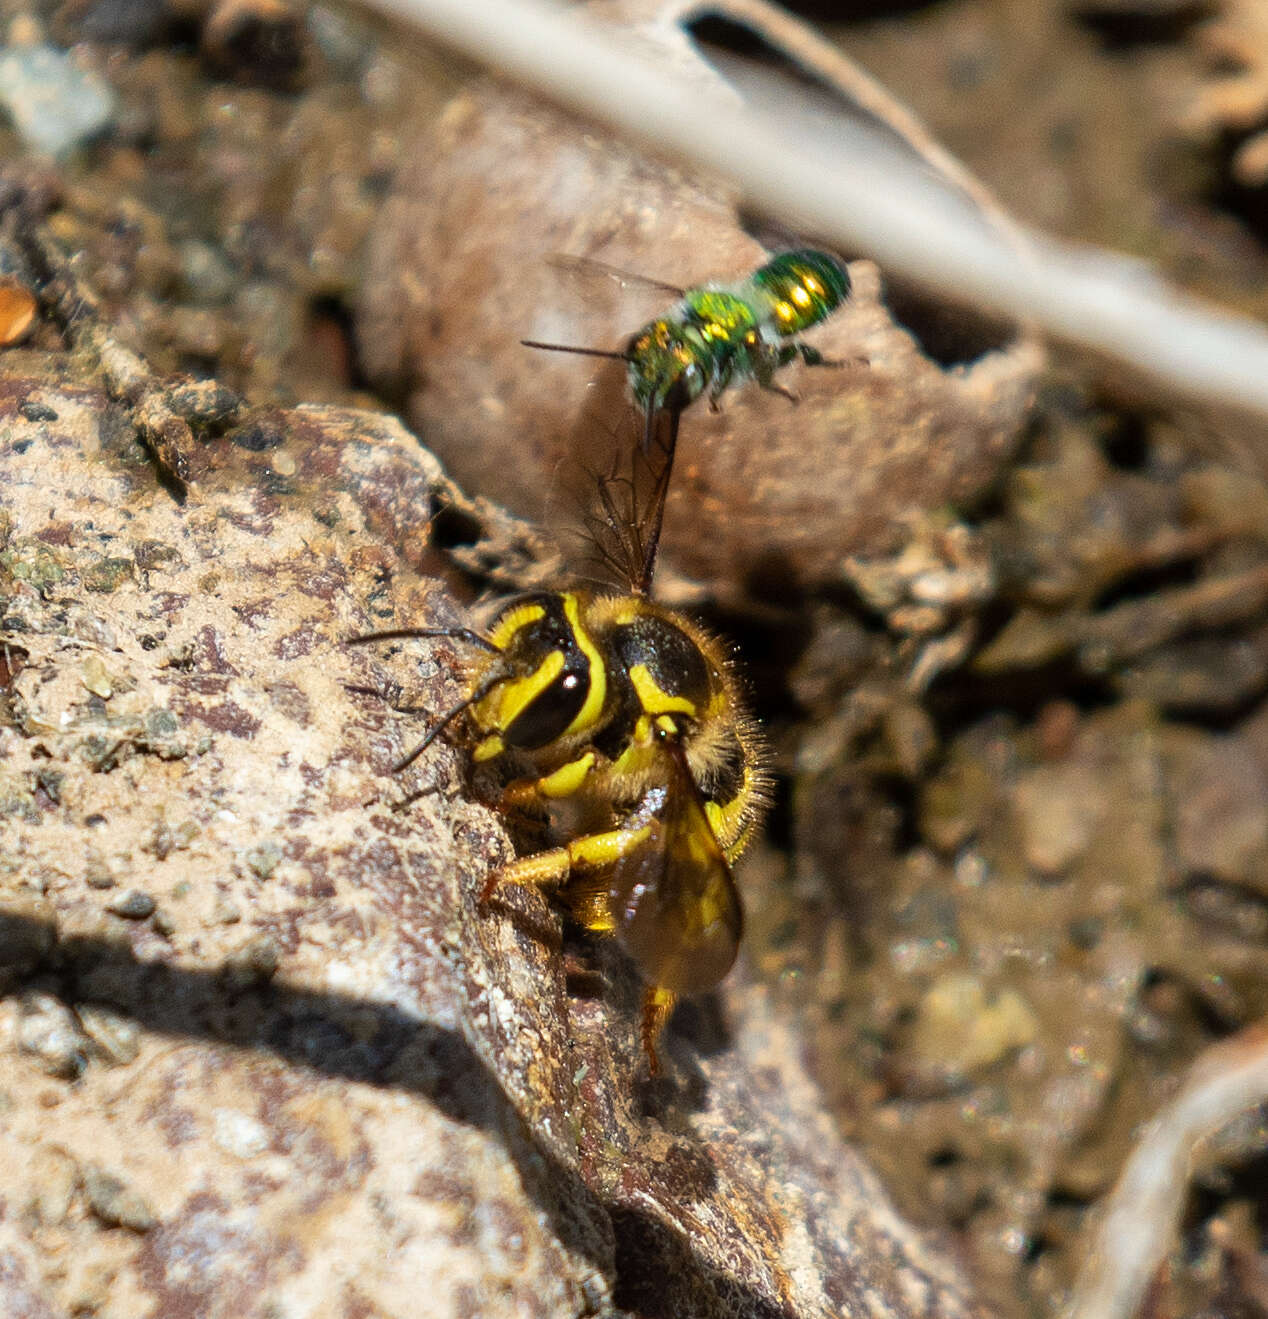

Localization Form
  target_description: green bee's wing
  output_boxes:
[544,253,686,299]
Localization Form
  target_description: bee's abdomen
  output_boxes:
[752,249,850,336]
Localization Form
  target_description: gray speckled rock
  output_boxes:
[0,363,989,1319]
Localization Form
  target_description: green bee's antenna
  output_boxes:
[520,339,632,361]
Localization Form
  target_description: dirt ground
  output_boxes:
[2,0,1268,1316]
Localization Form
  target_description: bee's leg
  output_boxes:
[707,360,735,412]
[797,342,865,370]
[640,986,677,1075]
[479,823,648,906]
[498,752,597,812]
[768,383,799,404]
[748,344,799,404]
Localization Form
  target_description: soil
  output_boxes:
[2,0,1268,1316]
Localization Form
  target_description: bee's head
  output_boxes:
[626,320,707,414]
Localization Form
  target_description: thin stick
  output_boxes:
[354,0,1268,422]
[1066,1023,1268,1319]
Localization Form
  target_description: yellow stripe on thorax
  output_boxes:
[628,663,696,718]
[560,593,605,735]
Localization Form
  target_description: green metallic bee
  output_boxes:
[523,248,851,452]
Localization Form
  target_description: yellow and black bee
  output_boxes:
[356,416,768,1071]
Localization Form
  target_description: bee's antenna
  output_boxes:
[392,669,505,771]
[521,339,632,361]
[347,625,499,654]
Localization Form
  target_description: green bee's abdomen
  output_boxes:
[751,249,850,337]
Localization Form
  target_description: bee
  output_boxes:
[522,248,851,452]
[354,415,768,1072]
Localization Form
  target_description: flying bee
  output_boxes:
[522,248,851,453]
[353,413,768,1073]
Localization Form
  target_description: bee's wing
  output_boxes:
[608,740,743,996]
[557,402,680,597]
[545,253,686,299]
[530,253,685,596]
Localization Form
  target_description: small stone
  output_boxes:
[85,850,116,889]
[906,972,1039,1082]
[0,45,117,157]
[1011,762,1098,875]
[220,934,281,990]
[107,889,156,919]
[82,556,134,593]
[78,1004,141,1066]
[18,399,57,422]
[80,652,113,699]
[18,990,89,1079]
[81,1168,157,1232]
[244,840,282,879]
[28,1146,78,1226]
[152,909,176,937]
[212,1107,270,1158]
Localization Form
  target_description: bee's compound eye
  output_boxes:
[502,665,590,750]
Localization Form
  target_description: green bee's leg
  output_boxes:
[707,357,737,411]
[797,343,845,369]
[745,343,796,404]
[640,986,677,1075]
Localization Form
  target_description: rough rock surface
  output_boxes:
[0,372,989,1319]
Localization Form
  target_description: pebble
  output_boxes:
[1011,763,1097,875]
[81,1168,157,1232]
[220,933,280,990]
[245,840,282,879]
[0,45,117,157]
[17,989,88,1079]
[27,1146,78,1227]
[906,972,1040,1079]
[107,889,156,919]
[0,276,38,346]
[78,1003,141,1066]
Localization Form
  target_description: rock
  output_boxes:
[1162,728,1268,889]
[81,1167,158,1231]
[0,275,38,346]
[0,365,988,1319]
[1011,762,1099,876]
[0,44,117,158]
[107,889,157,919]
[904,971,1040,1084]
[16,988,89,1079]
